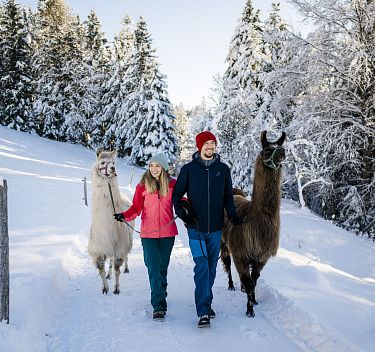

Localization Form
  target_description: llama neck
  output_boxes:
[251,156,282,213]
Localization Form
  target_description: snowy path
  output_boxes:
[44,232,303,352]
[43,225,359,352]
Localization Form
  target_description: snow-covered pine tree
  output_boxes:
[189,98,214,136]
[80,10,111,148]
[258,3,307,201]
[174,103,193,162]
[62,15,91,145]
[231,3,290,193]
[116,17,177,166]
[114,17,153,159]
[96,14,134,151]
[32,0,85,141]
[215,0,266,163]
[84,10,110,69]
[136,68,177,166]
[0,0,34,132]
[113,14,134,64]
[262,2,290,128]
[217,1,292,194]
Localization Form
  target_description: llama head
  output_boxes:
[95,148,117,178]
[260,131,286,170]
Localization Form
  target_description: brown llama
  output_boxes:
[233,187,247,197]
[221,131,286,317]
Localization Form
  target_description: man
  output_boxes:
[172,131,242,328]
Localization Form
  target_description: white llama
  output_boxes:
[88,149,134,294]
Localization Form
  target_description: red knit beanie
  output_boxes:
[196,131,217,151]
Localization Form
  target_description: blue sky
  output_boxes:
[18,0,308,107]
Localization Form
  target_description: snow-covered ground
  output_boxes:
[0,126,374,352]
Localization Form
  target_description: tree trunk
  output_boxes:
[0,179,9,324]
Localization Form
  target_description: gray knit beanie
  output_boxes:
[149,153,169,172]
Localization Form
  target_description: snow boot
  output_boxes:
[198,315,210,328]
[153,311,166,320]
[209,308,216,319]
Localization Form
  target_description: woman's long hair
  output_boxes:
[141,168,170,197]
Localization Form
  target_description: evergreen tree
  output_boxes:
[261,2,290,128]
[215,0,266,161]
[116,17,177,166]
[95,14,135,150]
[116,17,155,159]
[84,10,110,69]
[0,0,34,132]
[215,1,290,193]
[137,69,177,165]
[62,15,89,145]
[174,103,194,161]
[189,98,214,136]
[81,10,111,147]
[231,3,290,192]
[113,14,134,63]
[32,0,85,141]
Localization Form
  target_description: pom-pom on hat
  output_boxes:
[149,153,169,171]
[196,131,217,151]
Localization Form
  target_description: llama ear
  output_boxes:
[111,149,117,158]
[96,147,104,158]
[276,132,286,146]
[261,131,268,147]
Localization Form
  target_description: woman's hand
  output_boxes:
[113,213,125,222]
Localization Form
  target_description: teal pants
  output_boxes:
[141,237,175,312]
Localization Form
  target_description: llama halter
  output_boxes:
[99,159,116,177]
[262,146,284,170]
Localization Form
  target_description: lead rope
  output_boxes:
[108,181,178,235]
[192,218,222,262]
[107,181,116,213]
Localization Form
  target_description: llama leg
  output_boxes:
[95,256,109,294]
[221,244,235,290]
[113,258,124,294]
[123,257,129,274]
[250,261,264,305]
[234,259,255,317]
[106,258,113,280]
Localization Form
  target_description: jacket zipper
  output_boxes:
[207,168,210,233]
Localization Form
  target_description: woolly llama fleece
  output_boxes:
[88,149,134,294]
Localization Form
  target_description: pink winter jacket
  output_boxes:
[121,178,178,238]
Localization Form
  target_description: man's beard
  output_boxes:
[204,151,214,159]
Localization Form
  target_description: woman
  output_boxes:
[113,153,177,320]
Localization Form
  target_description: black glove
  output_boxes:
[179,198,196,227]
[180,212,195,227]
[113,213,125,222]
[230,214,243,226]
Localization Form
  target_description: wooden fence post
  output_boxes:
[129,166,135,187]
[82,177,88,207]
[0,179,9,324]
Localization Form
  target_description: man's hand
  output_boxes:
[179,198,196,227]
[113,213,125,222]
[230,214,243,226]
[180,212,195,227]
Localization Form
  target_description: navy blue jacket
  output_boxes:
[172,152,238,232]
